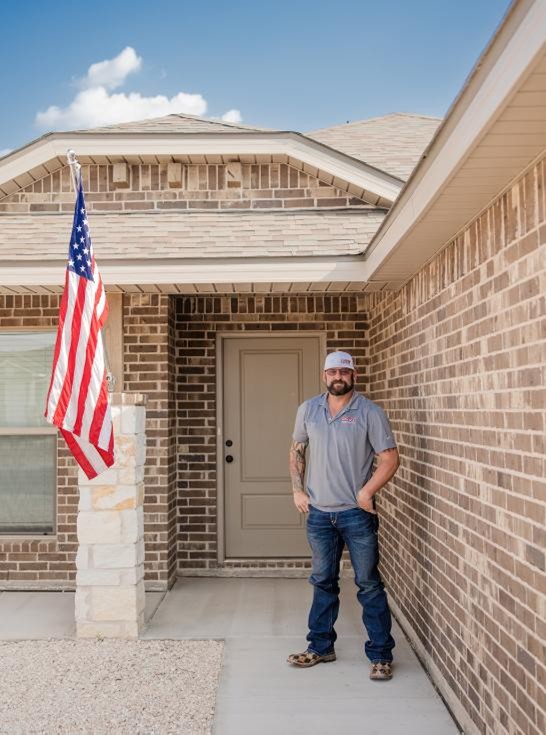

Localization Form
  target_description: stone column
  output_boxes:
[75,393,147,638]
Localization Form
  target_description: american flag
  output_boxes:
[44,178,114,479]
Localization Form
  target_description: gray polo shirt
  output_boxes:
[292,391,397,511]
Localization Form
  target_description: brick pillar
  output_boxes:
[75,393,147,638]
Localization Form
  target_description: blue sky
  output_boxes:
[1,0,511,155]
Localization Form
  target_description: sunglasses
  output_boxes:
[325,368,353,377]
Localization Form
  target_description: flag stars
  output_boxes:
[80,207,85,214]
[77,254,83,261]
[76,226,82,232]
[83,247,89,255]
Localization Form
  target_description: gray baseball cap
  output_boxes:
[323,351,355,371]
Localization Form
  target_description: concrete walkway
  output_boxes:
[146,578,461,734]
[0,579,460,734]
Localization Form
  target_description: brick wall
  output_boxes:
[0,293,179,590]
[0,295,79,586]
[368,158,545,735]
[0,163,370,212]
[174,293,370,571]
[123,293,177,590]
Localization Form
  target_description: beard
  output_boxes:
[326,377,354,396]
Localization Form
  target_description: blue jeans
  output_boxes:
[305,505,395,663]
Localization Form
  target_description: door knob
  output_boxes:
[225,455,234,463]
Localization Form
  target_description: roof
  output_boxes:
[76,113,275,135]
[307,113,442,180]
[1,209,386,261]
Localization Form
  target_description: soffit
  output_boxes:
[0,280,394,296]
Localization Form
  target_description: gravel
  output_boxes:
[0,639,224,734]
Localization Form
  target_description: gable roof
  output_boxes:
[307,113,442,180]
[78,112,275,134]
[0,128,402,206]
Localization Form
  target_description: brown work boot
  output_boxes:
[287,649,336,667]
[370,661,393,680]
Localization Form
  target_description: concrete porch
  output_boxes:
[0,577,460,734]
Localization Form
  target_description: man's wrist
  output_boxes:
[358,487,373,501]
[293,488,306,494]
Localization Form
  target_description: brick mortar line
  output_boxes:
[370,265,545,347]
[369,363,545,393]
[390,466,545,532]
[369,220,546,318]
[382,483,543,566]
[392,432,545,455]
[372,337,546,371]
[394,450,545,491]
[379,389,545,404]
[371,337,546,375]
[389,593,538,735]
[382,533,542,670]
[380,501,544,606]
[383,521,543,626]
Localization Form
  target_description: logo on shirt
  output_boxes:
[341,416,356,423]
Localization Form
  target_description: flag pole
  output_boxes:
[66,149,116,393]
[66,149,81,192]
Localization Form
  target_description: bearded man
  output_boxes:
[287,351,400,681]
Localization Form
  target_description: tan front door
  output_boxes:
[223,336,322,557]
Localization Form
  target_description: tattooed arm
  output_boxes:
[289,439,310,513]
[357,447,400,514]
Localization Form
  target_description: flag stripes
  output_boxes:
[45,178,114,479]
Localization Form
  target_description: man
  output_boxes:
[287,350,400,681]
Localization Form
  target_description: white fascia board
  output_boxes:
[0,256,370,287]
[0,132,402,203]
[362,0,546,279]
[285,134,402,201]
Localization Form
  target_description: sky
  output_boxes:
[1,0,512,156]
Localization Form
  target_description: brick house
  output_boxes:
[1,0,545,732]
[0,109,440,580]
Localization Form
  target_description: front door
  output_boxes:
[223,336,321,557]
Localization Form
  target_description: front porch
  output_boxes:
[0,578,460,734]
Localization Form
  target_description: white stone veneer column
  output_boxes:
[75,393,147,638]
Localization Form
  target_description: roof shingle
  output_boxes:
[306,112,442,180]
[75,113,275,135]
[1,209,386,261]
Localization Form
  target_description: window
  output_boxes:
[0,332,57,534]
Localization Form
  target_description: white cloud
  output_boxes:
[81,46,142,90]
[35,47,241,131]
[222,109,242,123]
[36,87,207,129]
[0,148,12,158]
